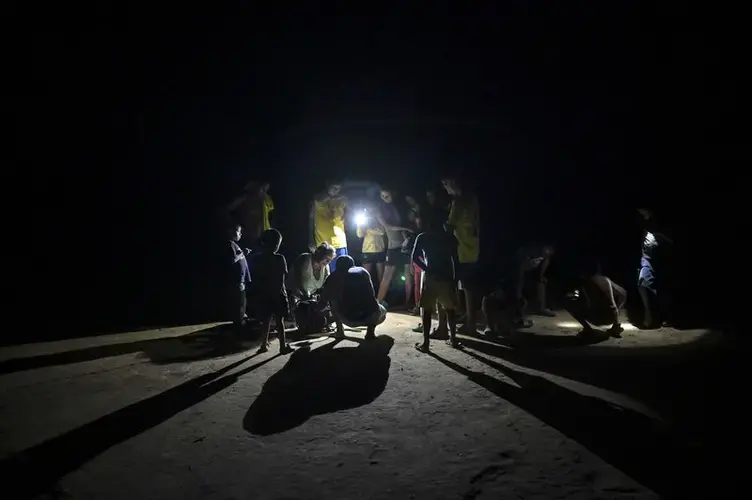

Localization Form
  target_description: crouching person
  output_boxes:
[322,255,387,340]
[566,263,627,338]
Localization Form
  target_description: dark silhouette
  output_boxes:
[0,324,267,374]
[244,335,394,435]
[427,350,714,498]
[0,353,278,500]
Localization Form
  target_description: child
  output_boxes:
[411,215,461,351]
[229,224,252,328]
[567,262,626,337]
[249,229,293,354]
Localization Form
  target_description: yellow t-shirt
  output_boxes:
[263,194,274,231]
[448,195,480,263]
[314,196,347,249]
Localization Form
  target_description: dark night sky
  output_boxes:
[18,4,739,335]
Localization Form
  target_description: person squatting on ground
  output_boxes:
[411,215,462,352]
[249,229,293,354]
[287,242,336,334]
[513,245,556,327]
[228,224,253,328]
[442,175,481,333]
[356,203,386,293]
[637,208,673,328]
[323,255,387,340]
[310,181,348,272]
[482,285,513,338]
[565,262,627,337]
[375,188,414,306]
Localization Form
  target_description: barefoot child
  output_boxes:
[249,229,293,354]
[411,215,461,351]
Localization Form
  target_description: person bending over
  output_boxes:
[323,255,387,340]
[514,245,556,325]
[411,215,461,352]
[565,263,626,338]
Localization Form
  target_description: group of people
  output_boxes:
[225,175,673,355]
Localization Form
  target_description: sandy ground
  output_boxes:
[0,313,734,499]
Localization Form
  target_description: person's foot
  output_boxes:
[257,341,271,353]
[482,328,499,338]
[533,308,556,317]
[279,343,294,355]
[414,342,430,353]
[607,324,624,338]
[412,323,424,333]
[513,318,534,328]
[577,326,598,337]
[429,328,449,340]
[407,307,420,316]
[332,328,345,339]
[446,338,463,349]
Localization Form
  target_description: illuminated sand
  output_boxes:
[0,314,721,499]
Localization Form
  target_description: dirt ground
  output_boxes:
[0,312,739,499]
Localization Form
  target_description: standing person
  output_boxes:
[637,208,673,328]
[248,229,293,354]
[356,204,386,290]
[404,194,423,314]
[227,181,275,248]
[411,215,462,352]
[310,181,348,271]
[375,188,414,306]
[442,175,481,333]
[323,255,387,340]
[228,224,252,329]
[514,245,556,324]
[566,262,627,337]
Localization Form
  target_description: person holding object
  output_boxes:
[356,204,386,290]
[375,188,414,306]
[565,262,626,337]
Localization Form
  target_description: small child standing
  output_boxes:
[229,224,252,328]
[410,216,462,352]
[249,229,293,354]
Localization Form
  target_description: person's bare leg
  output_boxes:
[404,264,413,307]
[459,289,477,333]
[377,264,396,303]
[376,262,385,287]
[535,282,555,316]
[446,308,461,348]
[638,286,654,328]
[563,300,595,335]
[275,315,292,353]
[431,303,449,339]
[482,296,497,334]
[331,308,345,338]
[258,317,272,352]
[419,307,432,350]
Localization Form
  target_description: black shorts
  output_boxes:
[254,293,290,319]
[386,248,409,266]
[457,262,480,289]
[361,251,386,264]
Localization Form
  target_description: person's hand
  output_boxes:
[245,248,252,255]
[308,243,316,253]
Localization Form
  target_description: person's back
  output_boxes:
[324,256,384,337]
[415,228,457,281]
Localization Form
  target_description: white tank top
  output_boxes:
[300,254,329,295]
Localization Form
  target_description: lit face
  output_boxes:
[637,208,652,220]
[327,184,342,197]
[380,190,393,203]
[232,226,242,241]
[315,255,333,269]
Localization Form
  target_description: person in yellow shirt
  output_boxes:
[227,181,275,247]
[356,202,386,289]
[442,175,480,334]
[309,181,349,272]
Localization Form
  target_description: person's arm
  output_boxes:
[230,243,247,264]
[603,277,620,326]
[445,200,457,233]
[538,255,551,284]
[227,194,246,212]
[411,234,428,272]
[450,235,460,283]
[266,195,275,227]
[375,211,413,233]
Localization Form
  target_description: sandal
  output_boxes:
[414,342,430,353]
[446,339,464,349]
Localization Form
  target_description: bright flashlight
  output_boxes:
[354,211,368,226]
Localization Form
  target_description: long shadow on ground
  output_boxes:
[0,324,270,374]
[244,335,394,435]
[0,352,280,500]
[432,343,742,499]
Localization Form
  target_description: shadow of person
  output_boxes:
[0,352,279,500]
[428,350,719,499]
[463,329,610,350]
[244,335,394,436]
